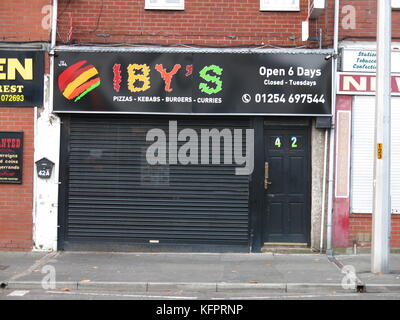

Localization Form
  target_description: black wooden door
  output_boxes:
[263,126,310,244]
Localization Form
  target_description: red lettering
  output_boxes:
[155,64,181,92]
[393,76,400,93]
[113,64,122,92]
[0,138,21,148]
[185,65,193,77]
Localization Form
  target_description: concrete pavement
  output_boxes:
[334,254,400,292]
[1,251,400,294]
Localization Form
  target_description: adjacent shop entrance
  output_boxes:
[262,120,311,245]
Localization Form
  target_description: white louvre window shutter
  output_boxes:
[393,0,400,9]
[391,97,400,213]
[351,96,375,213]
[260,0,300,11]
[351,96,400,214]
[145,0,184,10]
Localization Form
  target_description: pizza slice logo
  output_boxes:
[58,60,101,102]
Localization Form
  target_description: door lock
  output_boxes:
[264,162,272,190]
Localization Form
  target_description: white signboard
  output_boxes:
[341,49,400,73]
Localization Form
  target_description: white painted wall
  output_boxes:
[33,74,61,251]
[311,122,326,251]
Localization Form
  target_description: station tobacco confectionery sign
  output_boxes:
[0,51,44,106]
[0,132,23,184]
[53,51,332,116]
[341,49,400,73]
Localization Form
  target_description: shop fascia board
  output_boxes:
[0,42,49,51]
[53,45,334,56]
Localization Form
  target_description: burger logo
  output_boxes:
[58,60,101,102]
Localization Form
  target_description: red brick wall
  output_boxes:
[56,0,333,48]
[0,108,34,251]
[0,0,47,251]
[339,0,400,40]
[0,0,49,251]
[349,214,400,249]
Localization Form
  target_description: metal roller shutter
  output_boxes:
[351,96,400,214]
[63,116,251,249]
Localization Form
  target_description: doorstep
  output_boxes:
[261,243,317,254]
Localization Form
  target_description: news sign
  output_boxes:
[337,72,400,96]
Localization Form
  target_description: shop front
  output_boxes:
[333,42,400,249]
[50,48,332,252]
[0,49,44,251]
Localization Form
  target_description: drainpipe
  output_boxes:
[320,129,328,253]
[326,0,340,257]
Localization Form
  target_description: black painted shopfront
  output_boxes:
[54,49,331,252]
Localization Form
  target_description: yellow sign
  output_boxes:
[0,51,43,106]
[377,143,383,159]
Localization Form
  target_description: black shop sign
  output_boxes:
[53,51,332,116]
[0,51,44,107]
[0,132,23,184]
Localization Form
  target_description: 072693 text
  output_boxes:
[0,94,25,102]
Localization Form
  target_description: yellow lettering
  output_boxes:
[127,64,151,93]
[7,58,33,80]
[0,58,6,80]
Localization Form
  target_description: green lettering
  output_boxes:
[275,137,282,148]
[291,137,298,148]
[199,65,223,95]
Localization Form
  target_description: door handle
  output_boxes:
[264,162,272,190]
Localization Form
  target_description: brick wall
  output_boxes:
[0,108,34,251]
[0,0,51,42]
[56,0,333,48]
[0,0,48,251]
[339,0,400,40]
[349,214,400,249]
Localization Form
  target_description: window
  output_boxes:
[145,0,184,10]
[351,96,400,214]
[260,0,300,11]
[309,0,325,18]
